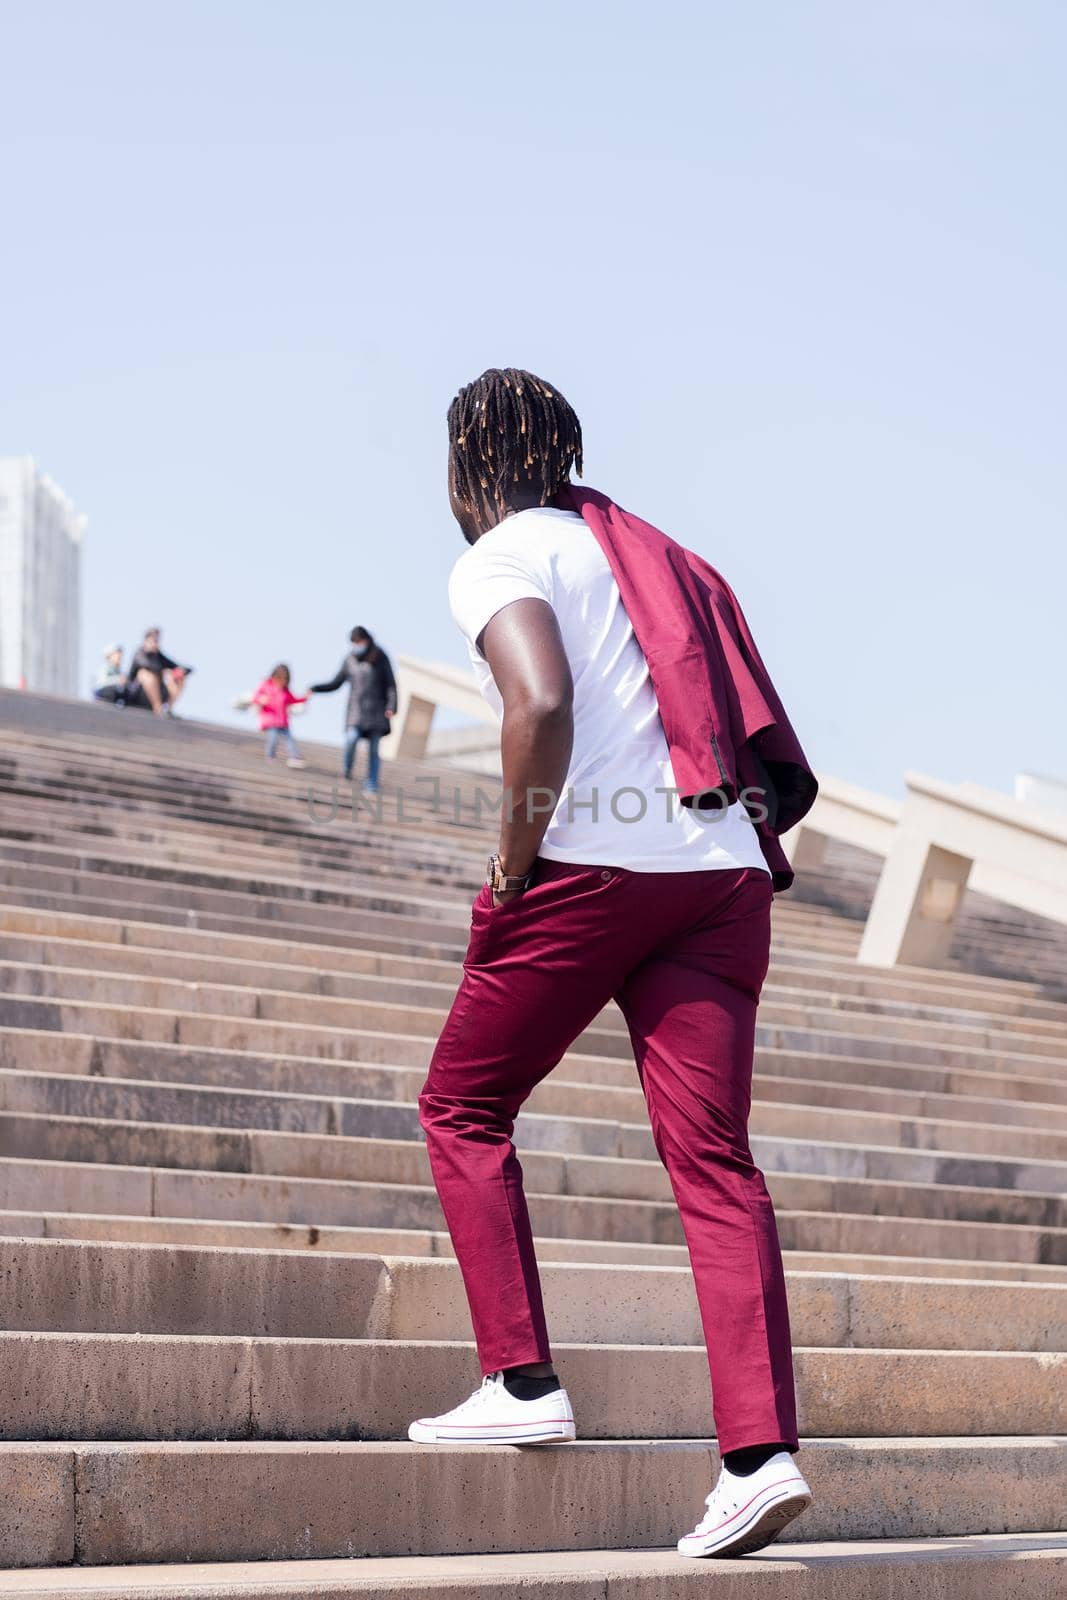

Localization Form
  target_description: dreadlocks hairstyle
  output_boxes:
[447,368,583,533]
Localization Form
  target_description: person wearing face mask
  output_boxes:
[309,626,398,790]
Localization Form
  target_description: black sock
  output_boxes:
[722,1442,793,1476]
[501,1368,560,1400]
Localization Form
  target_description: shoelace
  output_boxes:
[449,1375,502,1416]
[692,1483,740,1534]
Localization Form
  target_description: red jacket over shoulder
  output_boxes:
[562,485,818,891]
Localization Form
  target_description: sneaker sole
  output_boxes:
[408,1421,576,1445]
[678,1488,812,1559]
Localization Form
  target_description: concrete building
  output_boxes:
[0,456,85,696]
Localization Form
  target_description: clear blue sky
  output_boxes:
[2,1,1064,795]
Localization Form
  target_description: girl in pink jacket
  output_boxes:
[252,664,307,768]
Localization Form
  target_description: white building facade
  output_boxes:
[0,456,85,696]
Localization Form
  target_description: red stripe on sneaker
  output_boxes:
[696,1475,808,1536]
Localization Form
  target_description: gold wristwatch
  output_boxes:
[486,853,534,893]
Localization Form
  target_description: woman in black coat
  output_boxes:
[310,626,397,790]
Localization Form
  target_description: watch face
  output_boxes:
[486,853,497,885]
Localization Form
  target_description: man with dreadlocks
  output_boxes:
[409,367,818,1560]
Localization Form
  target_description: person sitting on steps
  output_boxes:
[92,644,127,705]
[124,628,193,716]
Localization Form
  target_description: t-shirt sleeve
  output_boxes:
[448,542,551,652]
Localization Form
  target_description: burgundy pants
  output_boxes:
[419,859,798,1454]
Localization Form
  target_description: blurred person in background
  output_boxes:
[124,628,193,716]
[309,626,397,791]
[252,663,307,768]
[92,644,127,705]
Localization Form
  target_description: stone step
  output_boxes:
[4,716,1062,985]
[12,713,1062,998]
[1,1436,1064,1567]
[5,1206,1066,1281]
[0,898,852,1016]
[760,1020,1063,1078]
[0,796,839,928]
[0,889,845,994]
[6,1060,1067,1175]
[0,908,895,1056]
[0,810,478,892]
[755,1046,1067,1108]
[0,798,480,877]
[2,1331,1064,1443]
[0,854,832,970]
[774,1205,1067,1265]
[1,883,465,961]
[3,968,1060,1093]
[771,945,1066,1020]
[0,915,1036,1024]
[11,951,901,1085]
[7,930,1066,1056]
[3,992,1062,1135]
[0,734,483,806]
[9,1038,1067,1175]
[6,1106,1067,1223]
[4,1239,1064,1351]
[0,707,482,782]
[758,1003,1067,1063]
[0,839,842,975]
[0,932,461,1009]
[0,726,1043,960]
[781,991,1067,1046]
[5,1534,1067,1600]
[0,854,476,937]
[7,898,1057,1023]
[0,753,541,866]
[10,1022,1050,1145]
[0,907,466,984]
[12,781,459,844]
[8,1022,1066,1126]
[0,833,477,919]
[23,1044,1054,1162]
[3,1151,1065,1263]
[21,954,1033,1077]
[0,865,473,955]
[768,972,1067,1027]
[751,1067,1067,1128]
[6,1205,1067,1281]
[3,694,1064,1590]
[2,786,858,944]
[1,784,480,863]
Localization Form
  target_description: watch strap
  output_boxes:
[487,853,533,892]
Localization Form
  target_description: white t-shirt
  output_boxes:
[448,506,769,875]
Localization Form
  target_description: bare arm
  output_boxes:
[479,598,573,893]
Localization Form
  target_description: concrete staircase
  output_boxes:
[0,689,1064,1597]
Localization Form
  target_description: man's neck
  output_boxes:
[471,486,569,543]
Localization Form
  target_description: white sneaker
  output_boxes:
[408,1372,576,1445]
[287,758,306,769]
[677,1451,812,1558]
